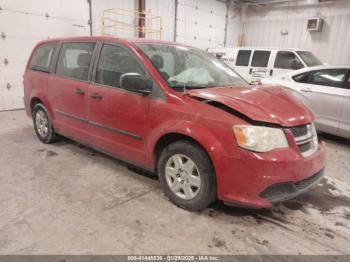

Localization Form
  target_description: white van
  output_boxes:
[207,47,323,83]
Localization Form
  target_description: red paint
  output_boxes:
[23,36,326,208]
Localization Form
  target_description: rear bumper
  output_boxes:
[216,141,326,208]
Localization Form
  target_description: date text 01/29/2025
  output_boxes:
[127,255,219,261]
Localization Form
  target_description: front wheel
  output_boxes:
[32,103,58,143]
[158,141,216,211]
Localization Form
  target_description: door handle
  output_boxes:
[269,69,273,76]
[249,68,252,75]
[90,92,103,100]
[301,88,312,93]
[75,88,85,96]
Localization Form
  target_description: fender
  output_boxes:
[146,119,229,191]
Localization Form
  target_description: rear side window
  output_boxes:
[305,69,347,88]
[251,51,271,67]
[96,44,144,88]
[56,42,95,81]
[29,43,56,72]
[236,50,251,66]
[274,51,303,70]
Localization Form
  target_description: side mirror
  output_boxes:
[120,73,153,95]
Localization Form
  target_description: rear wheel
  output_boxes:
[32,103,58,143]
[158,141,216,211]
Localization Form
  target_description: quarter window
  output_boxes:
[274,51,303,70]
[96,44,144,88]
[251,51,271,67]
[236,50,251,66]
[56,42,95,81]
[305,69,347,88]
[292,72,309,83]
[29,43,56,72]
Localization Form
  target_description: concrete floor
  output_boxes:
[0,110,349,254]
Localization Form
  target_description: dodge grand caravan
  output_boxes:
[24,37,326,211]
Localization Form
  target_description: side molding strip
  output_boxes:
[54,110,142,140]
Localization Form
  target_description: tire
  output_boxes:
[32,103,58,144]
[158,141,216,211]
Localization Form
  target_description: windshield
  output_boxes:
[297,51,322,67]
[137,43,246,91]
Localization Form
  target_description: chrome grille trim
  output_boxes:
[288,123,318,157]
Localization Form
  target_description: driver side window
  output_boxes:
[96,44,144,88]
[274,51,303,70]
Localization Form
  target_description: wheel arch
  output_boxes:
[28,94,54,122]
[30,97,43,114]
[153,133,211,172]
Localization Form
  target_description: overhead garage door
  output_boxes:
[0,0,90,111]
[176,0,227,49]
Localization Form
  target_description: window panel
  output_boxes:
[96,45,144,88]
[29,43,56,72]
[236,50,251,66]
[274,51,303,70]
[306,69,347,88]
[56,42,95,81]
[251,51,271,67]
[292,72,309,83]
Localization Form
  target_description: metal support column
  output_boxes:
[174,0,178,42]
[87,0,92,36]
[138,0,146,38]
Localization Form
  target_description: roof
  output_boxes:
[208,46,307,52]
[36,35,177,46]
[275,65,350,79]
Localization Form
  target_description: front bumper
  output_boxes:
[260,168,324,203]
[217,141,326,208]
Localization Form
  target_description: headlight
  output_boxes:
[233,125,288,152]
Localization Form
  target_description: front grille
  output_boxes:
[298,141,312,153]
[288,124,318,157]
[290,125,308,138]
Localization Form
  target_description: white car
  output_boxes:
[262,66,350,139]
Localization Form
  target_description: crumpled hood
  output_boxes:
[188,85,313,127]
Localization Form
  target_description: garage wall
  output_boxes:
[176,0,228,49]
[0,0,90,111]
[226,5,242,48]
[238,0,350,65]
[145,0,176,41]
[91,0,136,38]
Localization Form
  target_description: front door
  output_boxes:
[48,42,96,141]
[88,43,150,165]
[272,51,304,78]
[294,68,347,135]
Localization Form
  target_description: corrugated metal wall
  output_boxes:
[239,1,350,65]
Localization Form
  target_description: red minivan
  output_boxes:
[24,36,326,211]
